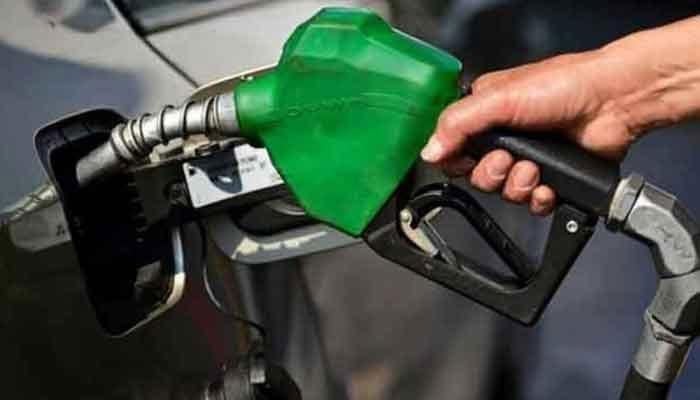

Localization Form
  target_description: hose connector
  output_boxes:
[76,93,239,187]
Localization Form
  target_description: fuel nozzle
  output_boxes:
[75,92,240,187]
[76,7,463,237]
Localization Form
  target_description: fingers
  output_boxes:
[472,54,581,94]
[470,56,570,94]
[502,160,539,203]
[468,154,556,216]
[471,64,537,93]
[530,185,556,216]
[471,69,518,93]
[431,54,588,162]
[469,150,513,192]
[422,56,591,216]
[420,63,543,164]
[473,158,540,204]
[421,91,511,163]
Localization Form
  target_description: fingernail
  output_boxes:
[531,200,545,214]
[421,136,444,162]
[485,153,509,180]
[513,166,538,191]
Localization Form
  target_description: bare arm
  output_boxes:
[421,16,700,215]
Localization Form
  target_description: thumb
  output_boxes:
[421,91,512,163]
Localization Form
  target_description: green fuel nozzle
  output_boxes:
[76,7,462,236]
[234,8,461,235]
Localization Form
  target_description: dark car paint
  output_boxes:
[0,2,343,399]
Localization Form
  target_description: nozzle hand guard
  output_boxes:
[365,128,620,324]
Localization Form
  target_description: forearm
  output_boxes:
[592,16,700,135]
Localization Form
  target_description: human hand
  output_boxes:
[421,16,700,215]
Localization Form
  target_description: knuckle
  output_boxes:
[532,186,555,206]
[471,74,495,92]
[532,206,544,216]
[518,159,538,171]
[503,186,528,203]
[502,190,517,202]
[470,171,498,192]
[438,109,462,135]
[469,176,486,192]
[484,92,515,125]
[550,53,581,64]
[530,204,549,217]
[487,149,514,166]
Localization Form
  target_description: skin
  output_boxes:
[421,16,700,216]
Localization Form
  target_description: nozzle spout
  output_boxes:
[76,93,239,187]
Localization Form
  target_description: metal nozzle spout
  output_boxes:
[75,93,239,187]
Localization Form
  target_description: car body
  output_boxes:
[0,1,385,398]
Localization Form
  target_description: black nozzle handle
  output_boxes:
[620,367,670,400]
[466,129,621,217]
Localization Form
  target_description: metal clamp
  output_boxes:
[610,174,700,395]
[632,311,693,384]
[614,180,700,277]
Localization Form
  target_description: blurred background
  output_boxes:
[2,1,700,399]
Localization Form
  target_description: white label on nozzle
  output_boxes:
[184,144,283,209]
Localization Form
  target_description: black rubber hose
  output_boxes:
[619,367,671,400]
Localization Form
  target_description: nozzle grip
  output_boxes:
[468,129,620,217]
